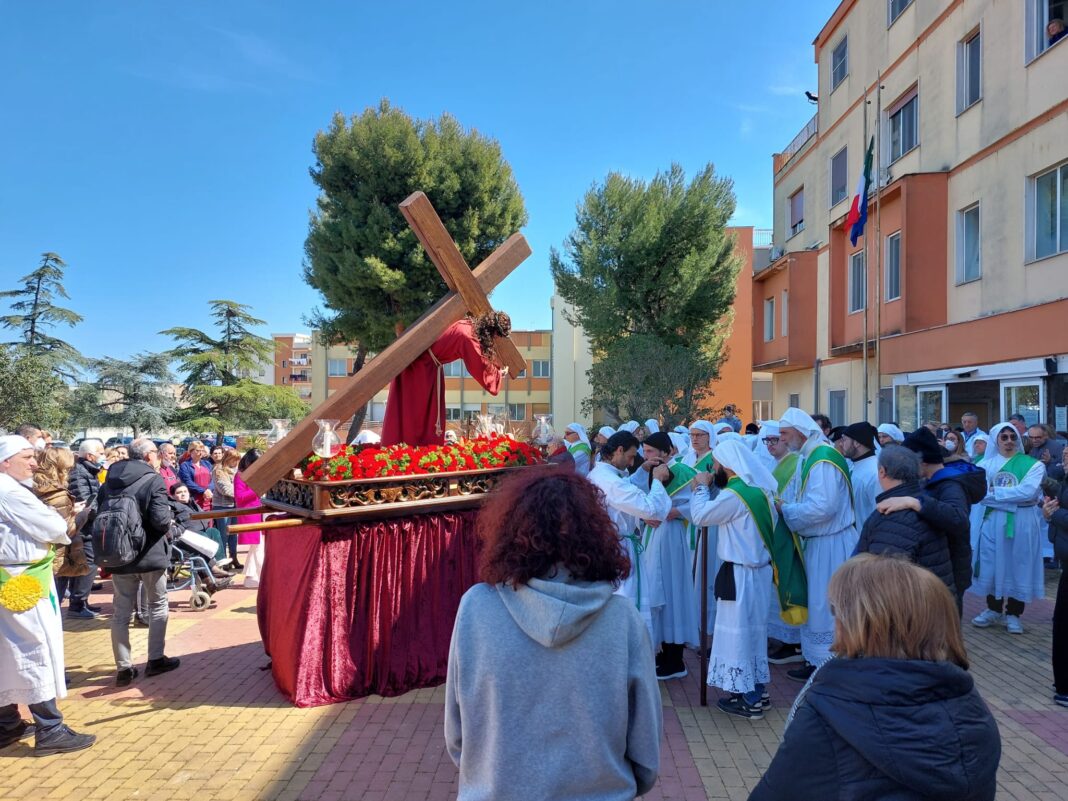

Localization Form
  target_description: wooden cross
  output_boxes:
[242,191,532,495]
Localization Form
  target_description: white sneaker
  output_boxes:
[972,609,1003,628]
[1005,615,1024,634]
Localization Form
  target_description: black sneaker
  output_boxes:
[116,667,139,687]
[767,643,804,664]
[83,603,103,614]
[34,725,96,757]
[787,663,816,683]
[656,661,688,681]
[717,695,764,720]
[759,690,771,709]
[0,720,34,749]
[145,656,181,677]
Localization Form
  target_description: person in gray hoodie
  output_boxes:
[445,469,663,801]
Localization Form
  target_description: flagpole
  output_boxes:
[861,85,870,422]
[874,71,884,424]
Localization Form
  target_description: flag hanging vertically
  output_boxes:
[846,136,875,247]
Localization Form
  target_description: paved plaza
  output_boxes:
[2,563,1066,801]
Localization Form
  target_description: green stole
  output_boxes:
[642,462,698,547]
[772,452,799,495]
[567,441,592,457]
[725,477,808,625]
[685,451,715,549]
[800,444,854,507]
[983,452,1038,539]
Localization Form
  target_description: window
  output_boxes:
[888,91,918,163]
[831,37,848,89]
[789,188,805,237]
[753,400,773,422]
[327,358,347,377]
[515,369,527,379]
[958,204,981,282]
[442,360,463,377]
[532,360,551,378]
[508,403,526,421]
[957,30,982,112]
[878,387,894,424]
[789,393,800,409]
[830,147,848,207]
[781,290,789,335]
[367,401,386,422]
[1033,162,1068,260]
[763,298,775,341]
[849,251,867,313]
[1027,0,1068,61]
[829,390,847,427]
[886,231,901,300]
[444,406,462,422]
[889,0,913,25]
[1002,382,1043,425]
[462,403,481,421]
[487,404,507,418]
[281,359,287,369]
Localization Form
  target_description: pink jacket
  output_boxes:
[233,473,263,545]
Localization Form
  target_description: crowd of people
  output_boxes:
[0,425,265,756]
[448,405,1068,800]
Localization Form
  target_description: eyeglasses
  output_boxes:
[690,432,709,438]
[998,433,1016,441]
[762,437,780,444]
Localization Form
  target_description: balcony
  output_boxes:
[290,373,311,383]
[290,356,310,367]
[751,250,818,372]
[773,112,818,175]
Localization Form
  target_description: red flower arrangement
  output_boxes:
[300,435,544,482]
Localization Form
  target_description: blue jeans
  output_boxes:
[54,534,97,612]
[0,698,63,740]
[214,507,236,560]
[742,682,766,706]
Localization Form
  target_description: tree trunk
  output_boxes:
[344,344,370,444]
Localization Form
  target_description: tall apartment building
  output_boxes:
[271,330,552,436]
[755,0,1068,433]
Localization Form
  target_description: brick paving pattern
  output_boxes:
[2,562,1065,800]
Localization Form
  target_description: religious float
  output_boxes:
[217,192,547,707]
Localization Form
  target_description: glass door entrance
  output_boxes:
[917,385,948,429]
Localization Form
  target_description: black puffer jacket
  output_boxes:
[68,457,102,505]
[1048,482,1068,562]
[855,481,956,592]
[920,461,987,594]
[95,459,173,574]
[749,658,1000,801]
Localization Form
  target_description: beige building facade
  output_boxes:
[757,0,1068,433]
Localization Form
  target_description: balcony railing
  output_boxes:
[753,228,773,248]
[290,357,310,366]
[774,112,818,174]
[290,373,310,383]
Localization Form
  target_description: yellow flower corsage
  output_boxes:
[0,574,45,612]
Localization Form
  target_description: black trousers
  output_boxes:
[0,698,63,739]
[986,594,1025,616]
[1053,570,1068,694]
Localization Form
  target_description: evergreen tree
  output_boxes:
[551,164,740,423]
[304,99,527,434]
[162,300,308,443]
[0,252,83,377]
[0,346,70,435]
[67,353,177,437]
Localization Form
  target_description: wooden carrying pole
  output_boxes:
[227,518,305,534]
[242,230,531,495]
[699,525,709,707]
[189,505,271,521]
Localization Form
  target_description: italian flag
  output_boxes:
[846,136,875,246]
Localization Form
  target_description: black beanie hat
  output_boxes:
[842,422,877,451]
[643,431,674,454]
[903,427,944,465]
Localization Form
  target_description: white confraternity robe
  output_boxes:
[849,453,880,531]
[689,484,772,694]
[588,462,671,641]
[0,473,70,706]
[767,453,802,644]
[641,466,699,648]
[780,442,858,666]
[971,453,1045,603]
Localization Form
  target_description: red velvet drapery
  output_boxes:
[257,510,481,707]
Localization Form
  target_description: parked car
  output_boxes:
[104,435,133,448]
[50,440,69,450]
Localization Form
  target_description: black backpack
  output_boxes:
[91,474,153,568]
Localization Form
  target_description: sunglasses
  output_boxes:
[998,433,1016,441]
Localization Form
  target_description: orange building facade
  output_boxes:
[758,0,1068,433]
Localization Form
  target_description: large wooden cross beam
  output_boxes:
[242,191,532,495]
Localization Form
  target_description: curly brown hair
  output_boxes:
[477,468,630,587]
[470,311,511,362]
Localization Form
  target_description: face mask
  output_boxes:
[34,438,46,450]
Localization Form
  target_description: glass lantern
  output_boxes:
[266,418,289,448]
[531,414,555,447]
[312,419,343,459]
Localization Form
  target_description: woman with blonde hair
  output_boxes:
[749,554,1000,801]
[32,448,91,604]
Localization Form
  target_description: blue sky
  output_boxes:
[1,1,837,361]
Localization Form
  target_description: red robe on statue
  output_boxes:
[380,319,504,447]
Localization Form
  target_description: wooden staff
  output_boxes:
[189,505,272,521]
[699,525,709,708]
[227,518,305,533]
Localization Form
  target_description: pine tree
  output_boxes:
[0,252,83,377]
